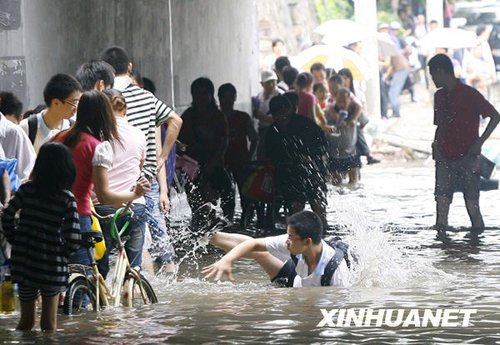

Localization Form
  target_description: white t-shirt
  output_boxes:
[20,111,72,154]
[0,113,36,182]
[265,234,350,288]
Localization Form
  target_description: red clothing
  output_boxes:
[54,132,102,215]
[434,80,496,161]
[224,110,256,168]
[297,90,316,121]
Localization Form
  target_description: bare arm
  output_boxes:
[202,237,268,281]
[469,109,500,155]
[156,127,170,212]
[157,112,182,173]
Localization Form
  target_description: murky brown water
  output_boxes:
[1,164,500,344]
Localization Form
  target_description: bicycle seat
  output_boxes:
[81,231,104,248]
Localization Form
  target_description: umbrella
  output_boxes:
[315,19,372,46]
[419,28,479,49]
[291,45,372,80]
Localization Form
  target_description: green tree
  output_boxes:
[314,0,353,23]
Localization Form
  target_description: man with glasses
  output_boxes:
[20,74,82,153]
[203,210,350,288]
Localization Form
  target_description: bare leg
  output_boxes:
[17,299,36,331]
[40,294,59,332]
[142,249,155,274]
[435,196,451,228]
[465,198,484,229]
[348,168,359,185]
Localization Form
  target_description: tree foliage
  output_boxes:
[314,0,354,23]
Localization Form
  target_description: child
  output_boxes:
[326,88,362,186]
[1,142,82,332]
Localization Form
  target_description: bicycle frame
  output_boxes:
[70,203,154,311]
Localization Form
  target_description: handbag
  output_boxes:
[176,154,200,180]
[242,164,275,202]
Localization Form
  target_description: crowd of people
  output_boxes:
[0,42,371,330]
[1,9,499,329]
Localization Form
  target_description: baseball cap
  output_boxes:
[261,70,278,83]
[390,21,401,30]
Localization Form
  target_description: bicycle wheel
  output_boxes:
[122,273,158,307]
[63,276,97,315]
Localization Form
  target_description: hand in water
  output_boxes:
[202,259,234,281]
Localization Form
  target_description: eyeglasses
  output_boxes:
[61,98,80,108]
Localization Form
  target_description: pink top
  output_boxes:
[93,117,146,205]
[54,132,112,215]
[297,90,316,121]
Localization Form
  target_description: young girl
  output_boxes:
[1,142,81,331]
[53,90,150,266]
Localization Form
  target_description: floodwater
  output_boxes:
[1,163,500,344]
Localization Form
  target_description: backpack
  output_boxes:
[288,237,350,287]
[27,115,75,144]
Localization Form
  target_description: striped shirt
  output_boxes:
[115,77,174,179]
[1,182,81,290]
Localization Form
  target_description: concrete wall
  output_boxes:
[0,0,259,113]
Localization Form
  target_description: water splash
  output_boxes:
[328,193,453,288]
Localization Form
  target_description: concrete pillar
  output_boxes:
[354,0,380,118]
[1,0,259,114]
[426,0,444,27]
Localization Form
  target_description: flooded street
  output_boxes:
[1,163,499,344]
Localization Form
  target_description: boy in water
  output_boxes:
[203,210,350,288]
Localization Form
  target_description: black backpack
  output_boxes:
[288,237,350,287]
[27,115,75,144]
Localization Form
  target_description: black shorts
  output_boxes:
[330,155,362,173]
[271,260,297,288]
[18,284,62,302]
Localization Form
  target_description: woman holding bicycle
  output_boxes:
[1,142,81,331]
[53,90,150,266]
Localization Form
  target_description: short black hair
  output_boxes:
[75,60,115,91]
[100,46,130,75]
[142,77,156,95]
[32,142,76,197]
[427,53,454,76]
[310,62,326,73]
[272,38,284,48]
[274,56,291,73]
[217,83,237,98]
[0,91,23,118]
[313,83,327,93]
[283,66,299,87]
[43,74,82,107]
[287,210,323,244]
[328,74,344,85]
[295,72,314,89]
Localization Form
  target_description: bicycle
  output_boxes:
[64,203,158,315]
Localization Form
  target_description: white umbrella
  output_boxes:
[292,45,372,80]
[419,28,479,49]
[315,19,372,46]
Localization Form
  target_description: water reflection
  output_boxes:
[1,165,499,343]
